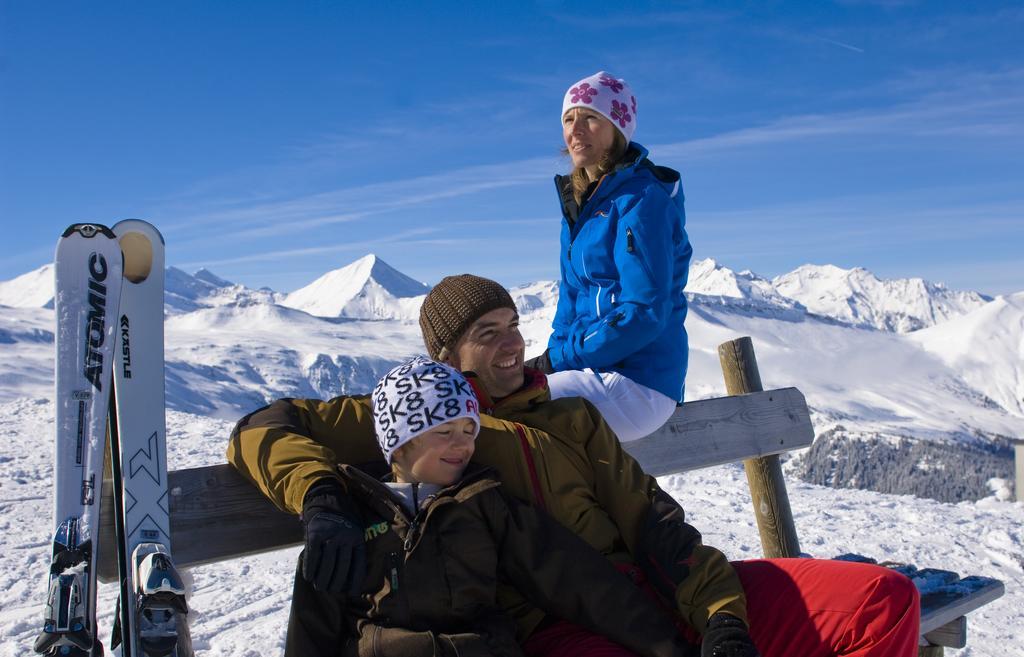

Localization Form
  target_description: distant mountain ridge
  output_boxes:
[773,264,992,333]
[2,252,1022,503]
[0,255,995,335]
[686,259,807,320]
[165,266,278,314]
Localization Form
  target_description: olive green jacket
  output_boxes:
[330,463,690,657]
[226,369,747,636]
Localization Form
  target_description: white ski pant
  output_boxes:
[546,369,677,442]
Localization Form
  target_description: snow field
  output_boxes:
[1,398,1021,656]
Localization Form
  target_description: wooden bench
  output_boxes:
[97,338,1004,655]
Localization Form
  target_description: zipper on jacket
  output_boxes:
[624,224,658,283]
[403,517,420,552]
[401,495,442,553]
[388,551,400,592]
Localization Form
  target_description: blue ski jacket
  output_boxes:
[547,143,692,402]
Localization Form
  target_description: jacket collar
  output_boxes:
[464,367,550,415]
[338,462,499,522]
[555,142,650,224]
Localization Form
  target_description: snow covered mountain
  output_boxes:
[165,266,278,314]
[3,258,1022,657]
[281,254,429,320]
[909,292,1024,417]
[0,264,54,308]
[1,253,1019,450]
[0,261,277,313]
[686,259,807,319]
[773,264,991,333]
[163,300,415,417]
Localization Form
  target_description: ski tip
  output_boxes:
[112,219,165,246]
[61,224,117,239]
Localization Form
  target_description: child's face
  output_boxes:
[393,417,478,486]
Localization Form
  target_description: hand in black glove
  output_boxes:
[301,479,367,597]
[701,613,760,657]
[524,349,553,374]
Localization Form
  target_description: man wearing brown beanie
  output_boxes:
[418,274,529,398]
[226,273,920,657]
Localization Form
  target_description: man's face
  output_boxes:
[448,307,525,399]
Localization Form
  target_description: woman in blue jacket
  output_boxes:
[535,71,692,442]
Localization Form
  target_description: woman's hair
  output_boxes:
[562,129,628,205]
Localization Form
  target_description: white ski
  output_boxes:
[36,223,124,657]
[109,219,192,657]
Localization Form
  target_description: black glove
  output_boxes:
[524,349,553,374]
[300,479,367,597]
[701,614,760,657]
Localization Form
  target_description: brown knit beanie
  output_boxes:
[419,274,517,361]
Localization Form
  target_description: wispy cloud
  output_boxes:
[813,35,865,53]
[177,226,446,269]
[652,69,1024,160]
[158,66,1023,287]
[691,194,1024,291]
[163,154,559,244]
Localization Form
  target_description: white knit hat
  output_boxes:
[372,356,481,463]
[562,71,637,142]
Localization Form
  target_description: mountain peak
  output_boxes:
[687,258,801,311]
[281,254,429,319]
[0,263,55,308]
[193,268,234,288]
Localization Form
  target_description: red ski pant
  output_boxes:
[523,558,921,657]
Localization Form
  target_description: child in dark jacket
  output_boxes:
[296,356,689,657]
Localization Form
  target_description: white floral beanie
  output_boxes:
[562,71,637,142]
[372,356,481,462]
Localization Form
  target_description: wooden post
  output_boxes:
[718,337,801,559]
[1015,440,1024,503]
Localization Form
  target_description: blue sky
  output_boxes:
[2,1,1022,294]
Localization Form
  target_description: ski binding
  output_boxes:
[34,518,98,656]
[133,543,191,657]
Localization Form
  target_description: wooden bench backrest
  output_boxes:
[97,387,813,582]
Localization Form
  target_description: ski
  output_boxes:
[36,223,124,657]
[109,220,192,657]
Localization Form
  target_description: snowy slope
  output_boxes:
[165,266,279,314]
[0,306,53,400]
[0,398,1020,656]
[2,254,1024,655]
[281,254,429,320]
[164,301,418,418]
[510,279,560,357]
[773,264,991,333]
[3,256,1020,439]
[0,264,54,308]
[682,299,1021,441]
[909,293,1024,417]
